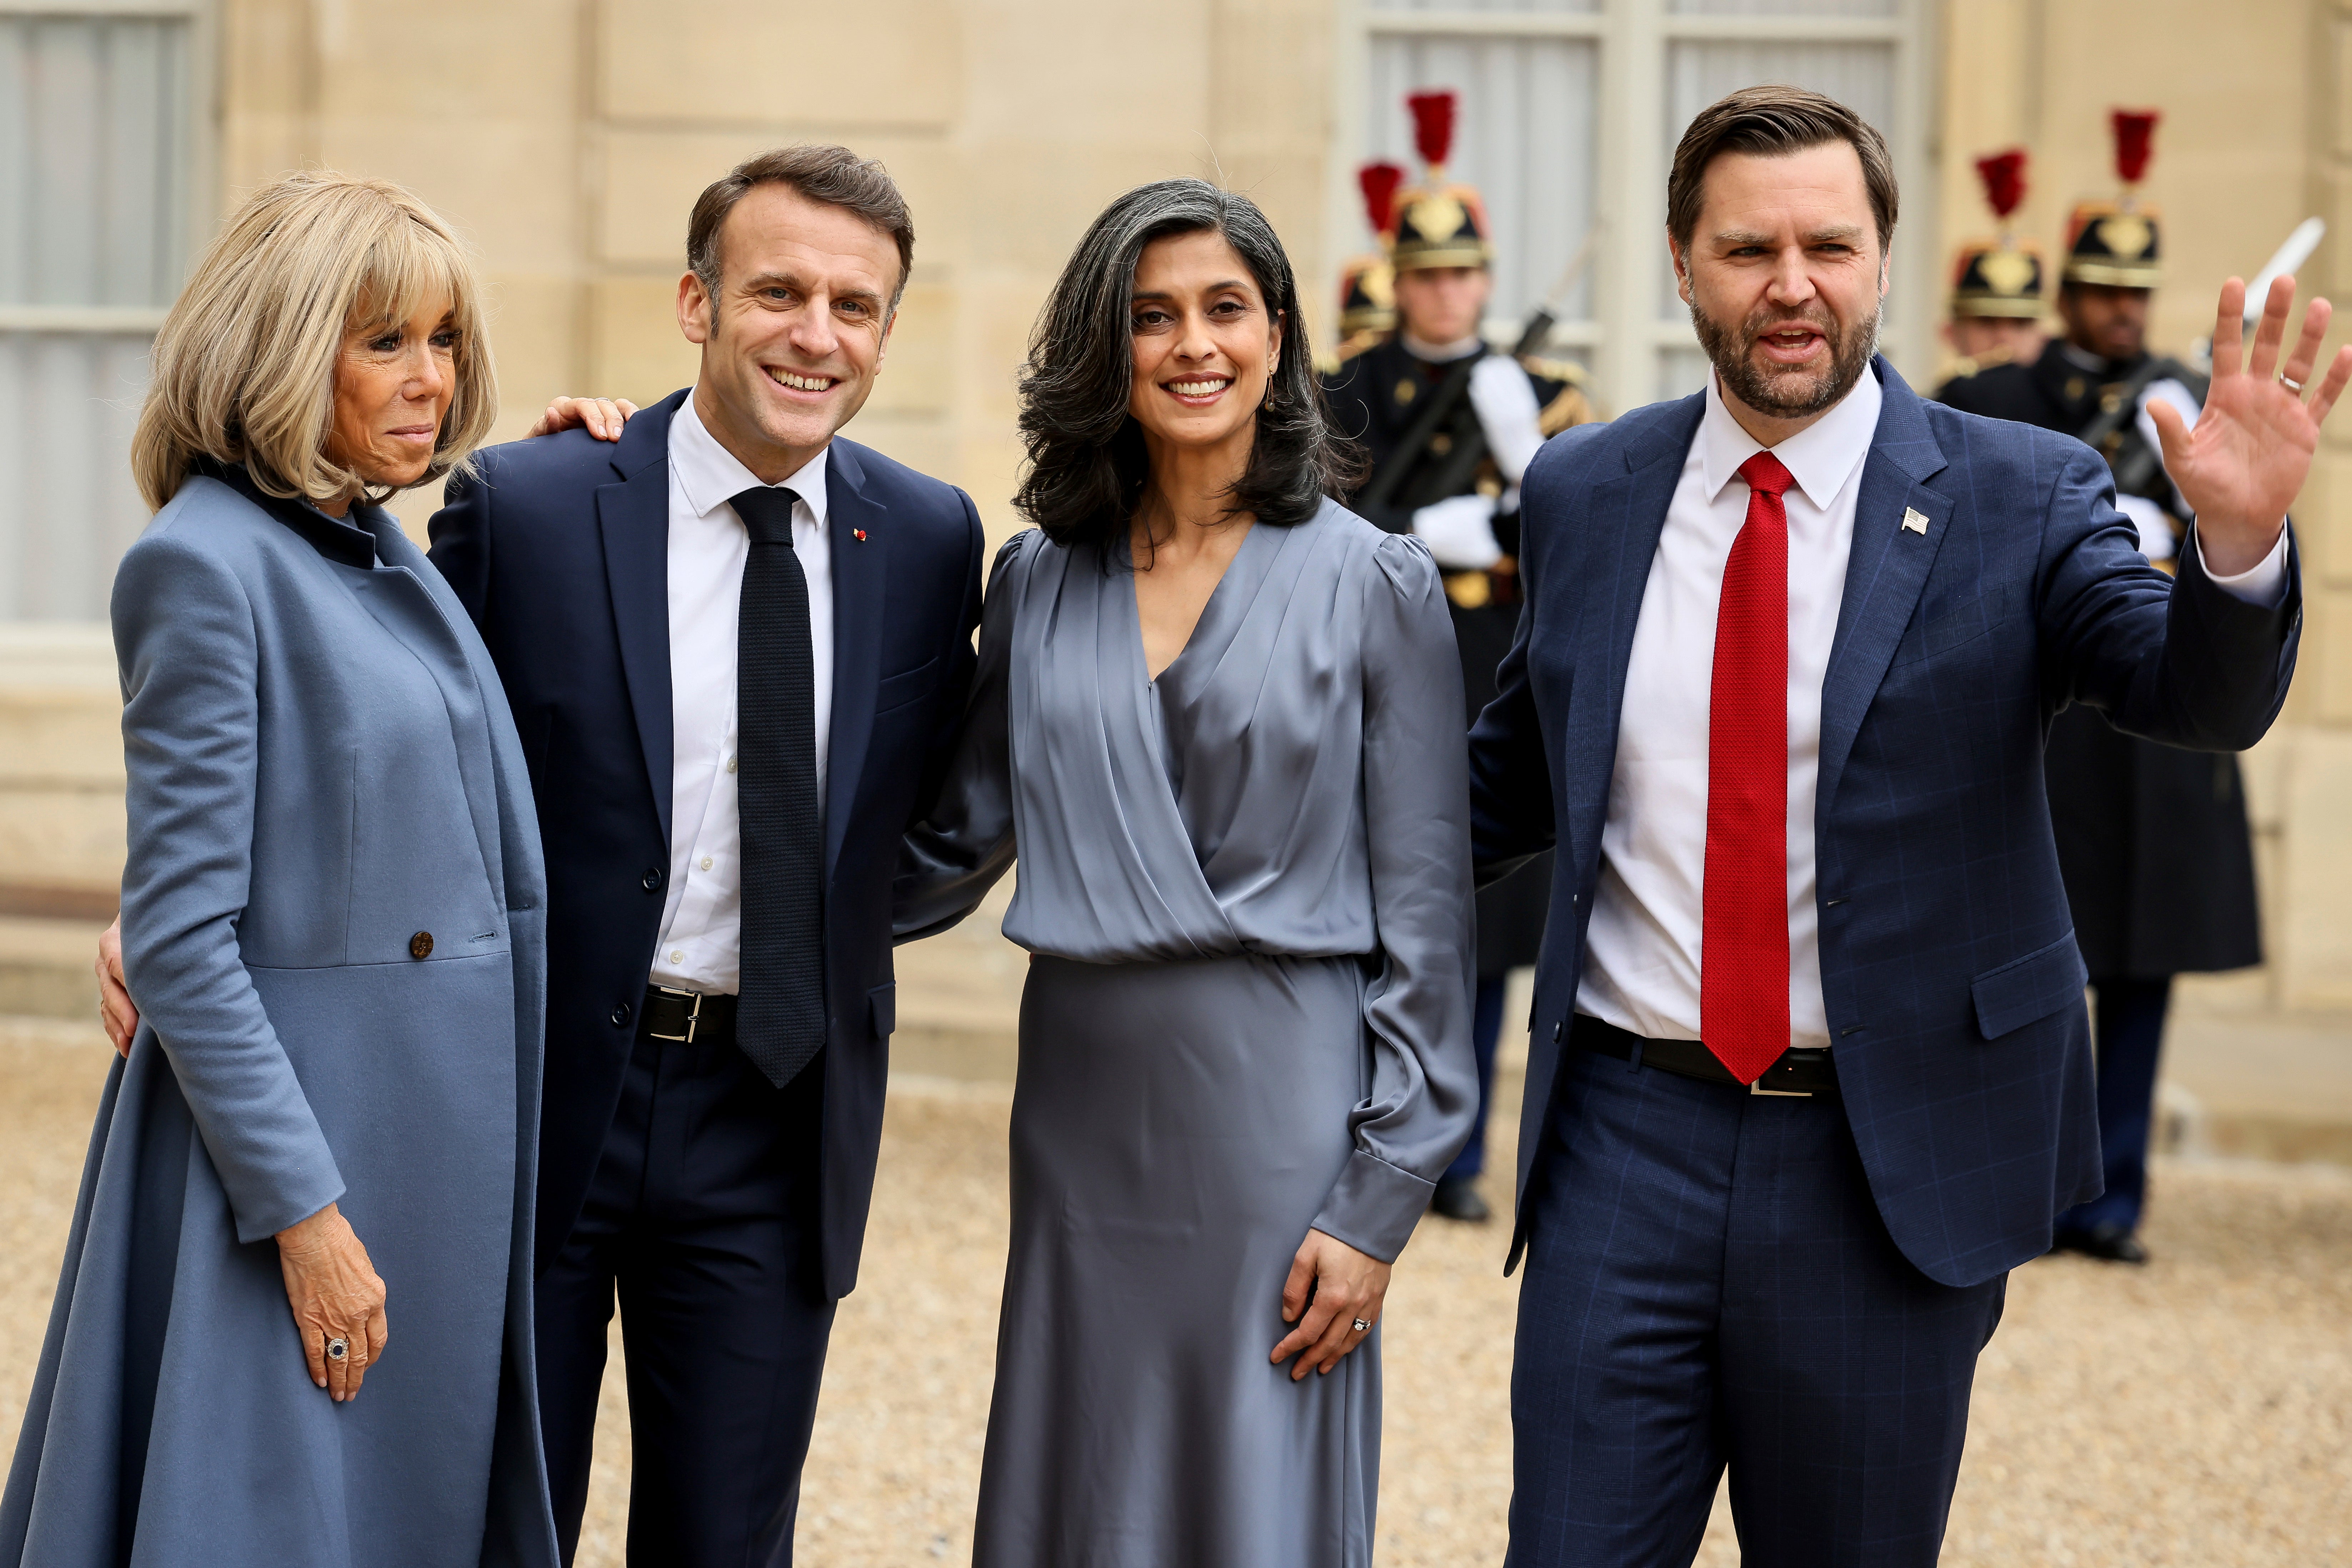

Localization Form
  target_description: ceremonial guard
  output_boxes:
[1325,90,1595,1222]
[1941,110,2263,1263]
[1936,148,2047,384]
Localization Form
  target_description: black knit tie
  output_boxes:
[729,485,826,1087]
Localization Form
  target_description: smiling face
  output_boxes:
[322,293,458,508]
[1673,140,1888,435]
[680,183,898,482]
[1125,228,1281,465]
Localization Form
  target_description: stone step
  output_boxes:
[0,918,107,1022]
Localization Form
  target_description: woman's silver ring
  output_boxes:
[1351,1318,1371,1333]
[2281,372,2306,394]
[325,1337,349,1362]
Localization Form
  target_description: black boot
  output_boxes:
[1430,1175,1490,1223]
[2055,1222,2148,1264]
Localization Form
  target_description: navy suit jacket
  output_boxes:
[429,390,986,1298]
[1471,360,2299,1288]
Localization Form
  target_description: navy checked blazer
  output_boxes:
[1470,359,2300,1288]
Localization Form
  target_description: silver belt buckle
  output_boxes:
[648,984,702,1043]
[1750,1057,1813,1097]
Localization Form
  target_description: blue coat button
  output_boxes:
[610,1003,632,1028]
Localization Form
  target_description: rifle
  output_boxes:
[1356,230,1603,521]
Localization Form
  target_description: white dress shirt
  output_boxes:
[649,393,833,995]
[1577,367,2288,1049]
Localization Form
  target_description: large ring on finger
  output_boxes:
[2281,372,2306,394]
[1352,1318,1371,1333]
[325,1336,349,1362]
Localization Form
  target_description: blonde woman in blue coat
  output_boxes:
[1,173,559,1567]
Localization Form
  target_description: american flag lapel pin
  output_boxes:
[1901,507,1929,536]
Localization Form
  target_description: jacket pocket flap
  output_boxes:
[867,981,897,1038]
[1970,933,2087,1039]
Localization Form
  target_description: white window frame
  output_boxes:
[1333,0,1940,419]
[0,0,217,338]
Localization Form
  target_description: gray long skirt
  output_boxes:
[971,953,1381,1568]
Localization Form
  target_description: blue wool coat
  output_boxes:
[0,467,560,1567]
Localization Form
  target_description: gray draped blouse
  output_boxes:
[897,500,1477,1258]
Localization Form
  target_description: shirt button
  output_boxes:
[699,857,713,872]
[408,931,434,960]
[726,756,738,774]
[670,949,684,963]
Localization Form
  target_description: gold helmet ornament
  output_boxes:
[1951,149,2044,319]
[1337,162,1404,341]
[1390,90,1493,272]
[2063,109,2162,290]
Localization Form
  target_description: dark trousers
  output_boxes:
[1445,973,1510,1182]
[537,1023,835,1567]
[2057,974,2173,1238]
[1508,1043,2006,1568]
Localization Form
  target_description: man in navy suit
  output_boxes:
[429,147,980,1564]
[1474,87,2341,1566]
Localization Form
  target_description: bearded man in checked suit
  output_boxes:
[1474,85,2336,1568]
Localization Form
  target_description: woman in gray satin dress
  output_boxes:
[898,180,1476,1566]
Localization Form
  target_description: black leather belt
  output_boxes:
[640,984,738,1045]
[1571,1014,1839,1098]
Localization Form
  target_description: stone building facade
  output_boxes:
[3,0,2348,1008]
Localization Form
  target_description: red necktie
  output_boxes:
[1702,450,1794,1084]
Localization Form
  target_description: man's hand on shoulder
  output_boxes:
[527,396,639,443]
[2153,275,2351,576]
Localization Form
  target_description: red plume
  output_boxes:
[2111,109,2159,185]
[1358,162,1405,235]
[1407,91,1456,169]
[1974,149,2027,220]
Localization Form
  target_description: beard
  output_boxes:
[1690,292,1880,419]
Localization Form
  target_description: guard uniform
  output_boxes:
[1322,94,1597,1213]
[1933,147,2048,387]
[1937,112,2260,1259]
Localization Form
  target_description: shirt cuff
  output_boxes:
[2195,523,2291,606]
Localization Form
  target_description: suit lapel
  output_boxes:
[1817,361,1952,816]
[596,391,688,847]
[1561,396,1704,875]
[823,438,889,878]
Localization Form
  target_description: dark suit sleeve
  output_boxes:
[891,529,1022,943]
[2037,442,2300,752]
[1466,461,1560,885]
[903,489,988,828]
[426,459,496,630]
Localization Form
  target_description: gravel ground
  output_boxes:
[3,1024,2346,1565]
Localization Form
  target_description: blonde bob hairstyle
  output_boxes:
[131,171,497,512]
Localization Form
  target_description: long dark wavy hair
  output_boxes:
[1013,180,1358,551]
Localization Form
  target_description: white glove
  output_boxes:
[2114,493,2178,561]
[1412,492,1504,571]
[1468,354,1546,485]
